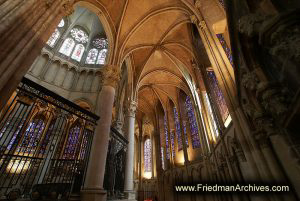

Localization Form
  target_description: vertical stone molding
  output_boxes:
[124,100,137,200]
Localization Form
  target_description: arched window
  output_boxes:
[161,148,165,170]
[17,117,45,154]
[170,130,175,159]
[185,96,201,149]
[164,114,170,159]
[47,29,60,47]
[144,138,152,173]
[86,48,98,64]
[96,49,107,64]
[71,44,85,62]
[206,70,230,126]
[63,124,81,159]
[59,38,75,56]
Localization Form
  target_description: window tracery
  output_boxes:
[144,138,152,173]
[185,96,201,149]
[92,38,108,49]
[70,28,88,44]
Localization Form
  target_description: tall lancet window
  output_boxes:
[207,70,231,127]
[164,114,170,160]
[173,107,183,151]
[86,38,108,65]
[46,19,65,47]
[185,96,201,149]
[96,49,107,64]
[86,48,98,64]
[170,130,175,159]
[59,38,75,56]
[71,44,85,62]
[63,124,81,159]
[47,29,60,47]
[144,138,152,176]
[216,34,233,66]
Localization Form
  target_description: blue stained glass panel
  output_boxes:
[216,33,234,66]
[173,107,183,151]
[170,130,175,159]
[185,96,201,149]
[207,70,229,123]
[63,125,81,159]
[164,115,170,160]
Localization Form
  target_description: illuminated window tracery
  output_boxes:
[216,33,233,66]
[70,28,88,43]
[173,107,183,151]
[71,44,85,62]
[59,38,75,56]
[86,48,98,64]
[47,29,60,47]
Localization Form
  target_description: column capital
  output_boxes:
[60,0,77,16]
[190,15,198,25]
[102,65,120,89]
[126,101,137,117]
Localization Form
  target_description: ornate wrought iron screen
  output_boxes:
[0,77,99,200]
[103,127,128,199]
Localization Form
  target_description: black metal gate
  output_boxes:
[0,78,98,200]
[104,127,128,199]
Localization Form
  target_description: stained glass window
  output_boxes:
[70,28,88,43]
[144,138,152,173]
[161,148,165,170]
[17,118,45,154]
[59,38,75,56]
[207,70,230,124]
[92,38,108,49]
[63,125,81,159]
[216,34,233,66]
[164,115,170,160]
[86,48,98,64]
[58,19,65,28]
[185,96,201,149]
[39,120,55,154]
[170,130,175,159]
[173,107,183,151]
[203,93,219,138]
[71,44,85,62]
[96,49,107,65]
[47,29,60,47]
[182,121,189,148]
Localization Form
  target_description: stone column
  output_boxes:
[124,101,137,200]
[81,65,120,201]
[0,0,75,109]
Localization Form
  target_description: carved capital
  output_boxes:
[256,82,289,116]
[190,15,198,25]
[60,0,76,16]
[127,101,137,117]
[238,13,269,37]
[241,69,260,90]
[103,65,120,88]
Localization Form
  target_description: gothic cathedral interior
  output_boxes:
[0,0,299,201]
